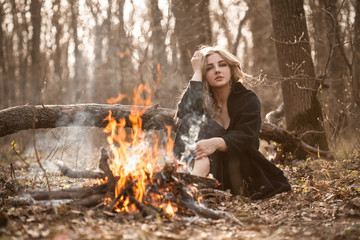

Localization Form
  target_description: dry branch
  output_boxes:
[29,184,107,201]
[260,123,333,160]
[0,103,333,159]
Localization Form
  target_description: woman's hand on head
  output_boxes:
[190,51,203,82]
[194,137,227,160]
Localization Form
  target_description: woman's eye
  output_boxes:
[206,66,213,71]
[220,63,227,67]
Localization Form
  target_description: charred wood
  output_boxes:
[107,180,137,210]
[176,173,219,189]
[57,163,105,179]
[98,148,117,192]
[129,196,162,218]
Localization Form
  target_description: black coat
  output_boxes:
[174,81,291,200]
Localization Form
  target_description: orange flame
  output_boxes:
[164,201,177,218]
[103,84,176,214]
[106,93,127,104]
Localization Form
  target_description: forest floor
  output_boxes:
[1,148,360,240]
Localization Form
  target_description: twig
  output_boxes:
[11,141,29,167]
[30,105,57,215]
[33,134,57,215]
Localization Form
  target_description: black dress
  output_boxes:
[174,81,291,200]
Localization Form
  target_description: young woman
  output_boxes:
[173,45,291,200]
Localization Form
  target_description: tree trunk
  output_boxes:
[70,0,82,102]
[171,0,212,82]
[117,0,135,101]
[248,0,281,117]
[353,0,360,107]
[270,0,329,150]
[149,0,169,100]
[52,0,63,103]
[0,3,7,109]
[320,0,350,102]
[30,0,42,104]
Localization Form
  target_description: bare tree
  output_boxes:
[353,0,360,107]
[0,2,6,109]
[52,0,63,103]
[270,0,329,150]
[117,0,136,100]
[171,0,212,82]
[148,0,170,102]
[30,0,42,104]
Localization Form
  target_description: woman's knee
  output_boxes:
[191,157,210,177]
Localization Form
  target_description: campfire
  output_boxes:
[29,84,237,222]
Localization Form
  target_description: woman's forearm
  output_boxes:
[191,70,202,82]
[213,137,227,152]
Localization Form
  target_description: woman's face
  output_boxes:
[205,53,231,89]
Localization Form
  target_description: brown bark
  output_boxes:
[171,0,212,81]
[30,0,42,104]
[149,0,169,100]
[0,3,6,109]
[115,0,136,102]
[0,104,176,137]
[52,0,63,103]
[70,0,80,94]
[29,184,107,201]
[320,0,350,101]
[270,0,329,151]
[353,0,360,107]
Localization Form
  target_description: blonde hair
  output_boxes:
[198,45,243,116]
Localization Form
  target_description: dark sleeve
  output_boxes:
[221,92,262,154]
[176,81,206,119]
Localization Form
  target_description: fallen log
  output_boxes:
[29,184,107,201]
[0,103,333,159]
[0,103,175,137]
[259,123,333,160]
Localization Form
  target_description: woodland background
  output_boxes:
[0,0,359,159]
[1,1,360,239]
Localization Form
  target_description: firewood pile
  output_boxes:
[28,148,239,223]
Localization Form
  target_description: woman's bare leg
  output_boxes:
[191,157,210,177]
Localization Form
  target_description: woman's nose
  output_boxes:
[215,65,221,72]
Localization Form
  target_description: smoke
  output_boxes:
[23,111,107,173]
[177,114,206,172]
